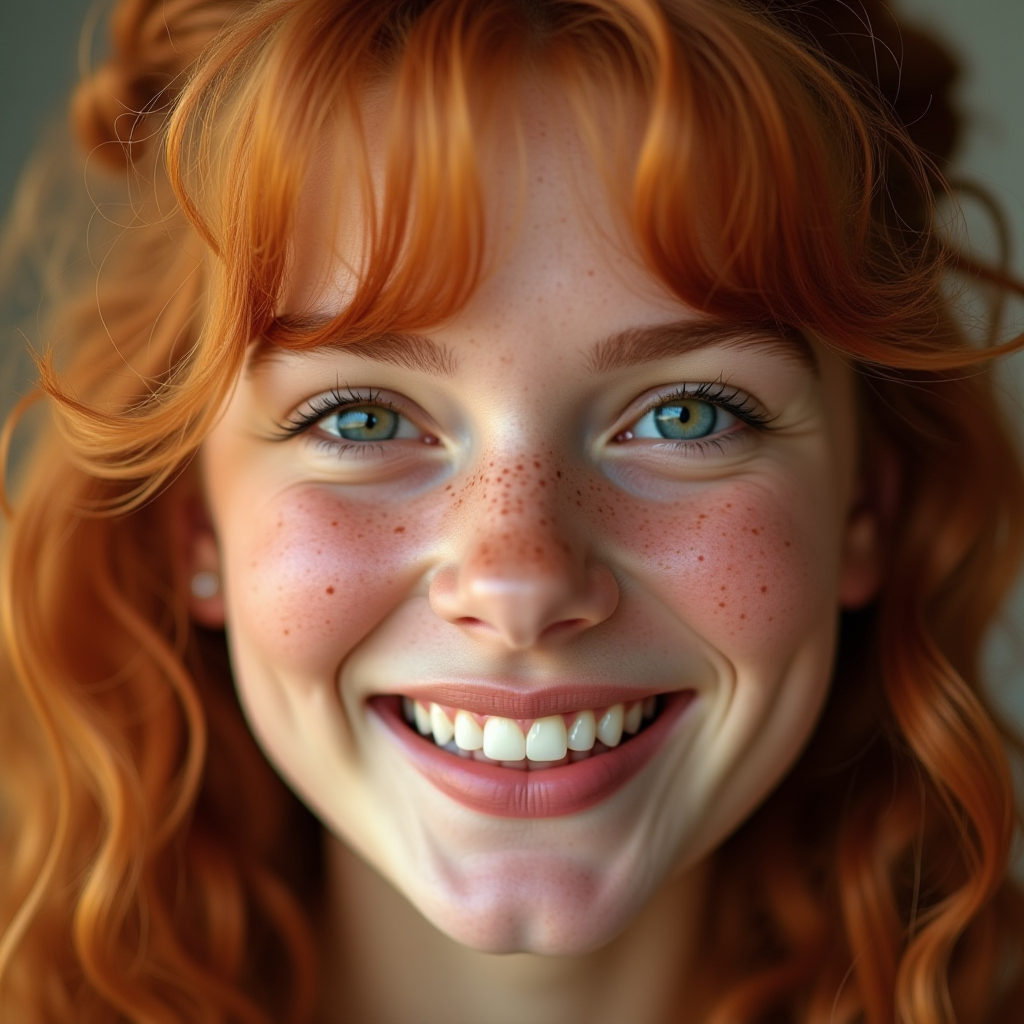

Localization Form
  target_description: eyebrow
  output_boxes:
[248,315,816,378]
[248,322,458,378]
[586,320,818,375]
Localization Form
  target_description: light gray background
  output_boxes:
[2,0,1023,720]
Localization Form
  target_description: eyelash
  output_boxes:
[273,380,772,456]
[273,386,398,440]
[621,381,773,443]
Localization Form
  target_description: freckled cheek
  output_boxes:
[222,491,427,673]
[604,492,836,659]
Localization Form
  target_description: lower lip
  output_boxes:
[371,691,695,818]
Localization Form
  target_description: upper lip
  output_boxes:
[388,681,681,718]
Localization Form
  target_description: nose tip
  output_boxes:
[429,540,619,650]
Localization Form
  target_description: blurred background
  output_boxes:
[1,0,1023,724]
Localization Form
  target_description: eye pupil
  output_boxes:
[654,400,715,439]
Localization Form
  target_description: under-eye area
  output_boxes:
[398,695,663,771]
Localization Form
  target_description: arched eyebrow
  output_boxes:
[586,321,818,375]
[249,317,816,377]
[248,326,458,377]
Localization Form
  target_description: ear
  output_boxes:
[178,492,226,628]
[837,445,899,610]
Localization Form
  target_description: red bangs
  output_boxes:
[171,0,974,368]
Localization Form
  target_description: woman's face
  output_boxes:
[195,104,879,955]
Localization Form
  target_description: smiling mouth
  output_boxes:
[399,696,662,771]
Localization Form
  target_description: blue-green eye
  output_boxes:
[630,399,737,440]
[322,404,400,441]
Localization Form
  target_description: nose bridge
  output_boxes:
[431,451,617,648]
[471,452,571,559]
[459,452,583,594]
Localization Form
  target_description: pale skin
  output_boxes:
[184,97,883,1023]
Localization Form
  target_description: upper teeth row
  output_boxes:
[403,697,658,762]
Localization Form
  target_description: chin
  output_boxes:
[401,849,659,956]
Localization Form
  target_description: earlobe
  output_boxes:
[175,488,226,628]
[837,445,899,610]
[837,507,883,609]
[187,530,226,627]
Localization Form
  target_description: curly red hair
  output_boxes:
[2,1,1023,1021]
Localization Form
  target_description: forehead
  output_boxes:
[282,80,641,317]
[256,52,852,391]
[265,86,822,397]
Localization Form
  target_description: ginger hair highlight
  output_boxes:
[2,1,1023,1021]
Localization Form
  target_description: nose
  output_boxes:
[429,465,618,650]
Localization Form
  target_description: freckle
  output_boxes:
[785,541,792,547]
[698,556,704,562]
[556,471,562,478]
[726,503,732,508]
[761,586,768,593]
[516,464,524,471]
[284,629,290,635]
[720,585,726,591]
[394,526,405,533]
[740,614,746,620]
[326,586,335,595]
[719,602,726,608]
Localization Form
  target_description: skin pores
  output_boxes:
[194,98,873,957]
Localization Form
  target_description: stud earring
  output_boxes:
[190,570,220,600]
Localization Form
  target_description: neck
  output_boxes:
[317,835,710,1024]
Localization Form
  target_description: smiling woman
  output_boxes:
[2,1,1024,1023]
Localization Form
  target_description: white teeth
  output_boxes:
[566,709,596,751]
[454,711,484,751]
[526,716,568,761]
[596,704,624,747]
[483,717,527,761]
[430,703,455,746]
[408,695,663,758]
[414,700,432,736]
[623,701,643,735]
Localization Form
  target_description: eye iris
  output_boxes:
[331,405,399,441]
[654,400,716,439]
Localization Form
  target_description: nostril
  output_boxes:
[540,618,588,640]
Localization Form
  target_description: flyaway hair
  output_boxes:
[1,1,1023,1021]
